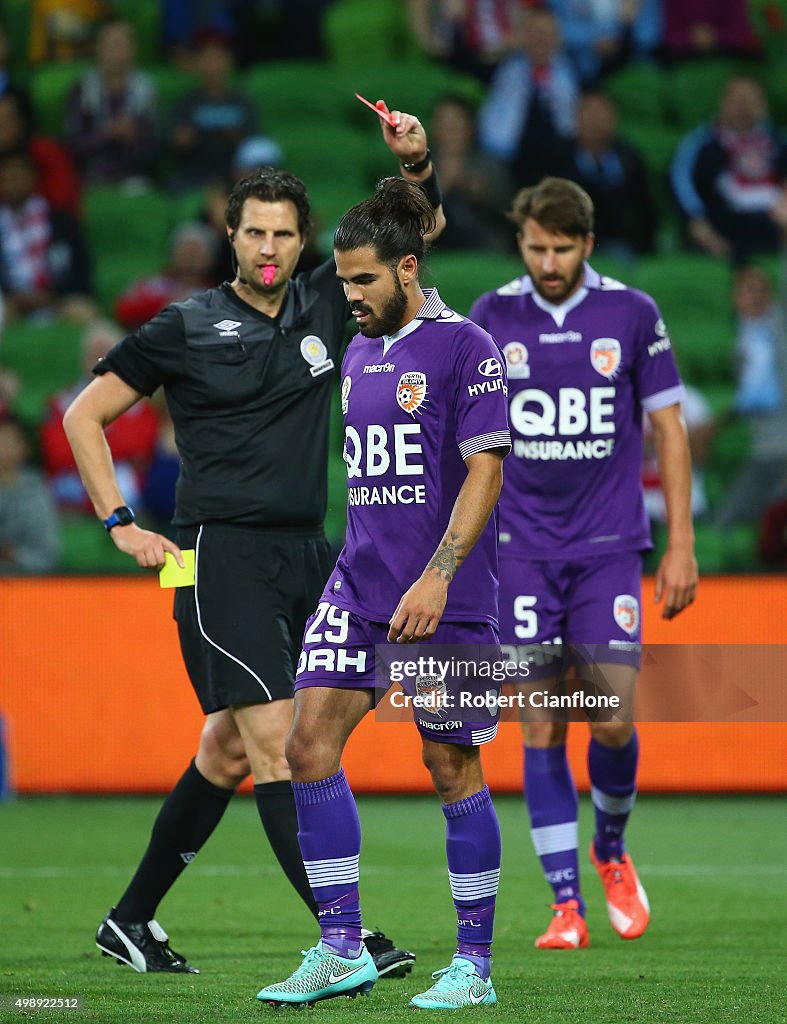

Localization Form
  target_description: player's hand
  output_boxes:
[378,102,430,169]
[109,523,184,571]
[388,571,448,642]
[654,545,698,620]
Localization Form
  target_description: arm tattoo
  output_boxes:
[427,533,467,582]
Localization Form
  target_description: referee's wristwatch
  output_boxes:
[103,505,135,532]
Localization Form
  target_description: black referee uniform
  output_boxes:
[96,264,348,713]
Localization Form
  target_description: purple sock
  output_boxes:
[292,768,363,958]
[589,731,639,861]
[444,785,500,981]
[524,745,583,916]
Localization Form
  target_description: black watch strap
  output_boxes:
[401,149,431,174]
[103,506,135,532]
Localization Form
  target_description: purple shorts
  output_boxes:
[295,600,501,746]
[498,552,643,678]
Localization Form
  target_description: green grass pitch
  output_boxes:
[1,794,785,1023]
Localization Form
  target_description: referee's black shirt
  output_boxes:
[95,262,348,528]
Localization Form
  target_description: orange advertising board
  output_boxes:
[1,576,785,793]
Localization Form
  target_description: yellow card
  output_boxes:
[159,549,196,588]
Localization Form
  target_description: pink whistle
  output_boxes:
[263,265,276,285]
[355,93,397,127]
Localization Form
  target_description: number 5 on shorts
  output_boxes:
[514,595,538,640]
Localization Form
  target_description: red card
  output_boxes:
[355,92,397,127]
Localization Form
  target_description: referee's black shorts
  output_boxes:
[173,523,333,714]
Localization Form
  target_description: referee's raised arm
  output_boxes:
[377,100,446,242]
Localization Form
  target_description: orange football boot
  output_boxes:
[590,843,650,939]
[534,899,589,949]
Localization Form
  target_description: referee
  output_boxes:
[63,104,443,976]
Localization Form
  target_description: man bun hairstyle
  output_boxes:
[225,167,313,238]
[334,177,436,267]
[508,176,594,237]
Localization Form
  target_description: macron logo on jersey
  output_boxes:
[539,330,582,345]
[213,319,242,338]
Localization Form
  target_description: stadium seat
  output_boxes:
[708,416,751,483]
[617,117,683,183]
[242,61,353,134]
[272,122,369,230]
[322,0,416,68]
[346,64,486,132]
[605,62,668,124]
[749,0,787,63]
[105,0,161,65]
[58,514,139,573]
[170,188,205,224]
[615,117,684,250]
[586,253,631,284]
[147,66,199,118]
[663,59,758,128]
[629,255,734,385]
[1,319,83,426]
[29,61,89,138]
[650,519,761,573]
[83,185,175,309]
[1,0,32,77]
[692,521,762,573]
[424,251,524,315]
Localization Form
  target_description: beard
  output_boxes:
[531,260,585,304]
[355,275,409,338]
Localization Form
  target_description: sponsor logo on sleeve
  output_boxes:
[477,357,503,377]
[503,341,530,379]
[467,355,507,396]
[396,372,428,415]
[300,335,334,376]
[648,321,672,357]
[341,374,352,414]
[590,338,622,379]
[613,594,640,635]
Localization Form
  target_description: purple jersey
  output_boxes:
[470,265,685,560]
[325,289,511,625]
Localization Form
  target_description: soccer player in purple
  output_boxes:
[256,177,510,1009]
[470,178,698,950]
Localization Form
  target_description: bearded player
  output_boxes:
[256,177,510,1009]
[470,177,697,950]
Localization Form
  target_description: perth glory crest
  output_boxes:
[396,372,428,416]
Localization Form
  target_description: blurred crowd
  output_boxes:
[2,0,787,573]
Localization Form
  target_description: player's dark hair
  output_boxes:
[225,167,313,238]
[334,177,436,268]
[508,177,595,238]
